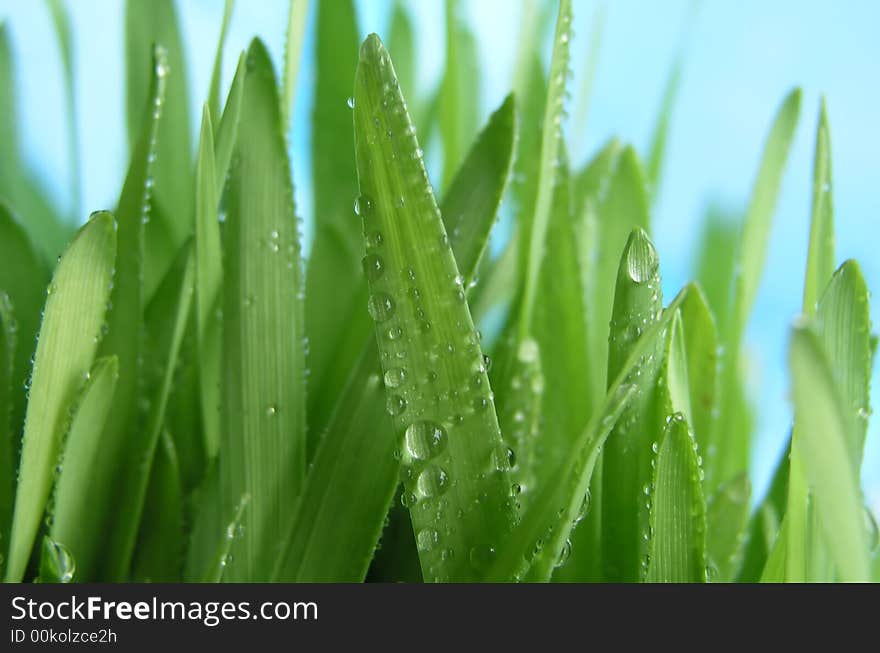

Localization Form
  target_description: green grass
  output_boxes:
[0,0,876,583]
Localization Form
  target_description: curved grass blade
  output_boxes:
[489,287,692,581]
[802,98,834,316]
[601,228,664,582]
[214,53,246,194]
[305,0,363,443]
[45,0,81,219]
[36,536,75,583]
[273,93,516,582]
[0,26,70,262]
[207,0,235,121]
[125,0,193,300]
[439,0,481,190]
[281,0,309,130]
[131,430,182,581]
[108,242,194,579]
[5,211,116,582]
[196,107,222,460]
[221,39,305,581]
[679,285,718,456]
[354,34,514,581]
[50,355,118,580]
[705,472,751,582]
[0,203,49,451]
[789,325,869,581]
[0,294,15,561]
[712,89,801,491]
[646,415,707,583]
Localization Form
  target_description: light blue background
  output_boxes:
[1,0,877,509]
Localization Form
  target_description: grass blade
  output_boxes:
[711,89,801,492]
[125,0,193,300]
[273,93,516,582]
[646,415,707,583]
[679,285,718,458]
[207,0,235,121]
[214,53,247,193]
[802,98,834,316]
[5,212,116,582]
[204,493,249,582]
[705,472,750,582]
[388,1,416,111]
[571,4,605,153]
[601,228,664,582]
[353,34,514,581]
[281,0,309,130]
[0,293,15,564]
[788,324,869,581]
[221,39,305,581]
[305,0,363,442]
[45,0,81,219]
[50,356,118,578]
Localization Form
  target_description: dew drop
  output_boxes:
[361,253,384,280]
[265,404,277,417]
[367,293,395,322]
[404,421,447,460]
[365,231,384,249]
[574,489,592,524]
[354,194,374,217]
[417,466,449,498]
[386,394,407,416]
[417,528,440,551]
[555,539,572,568]
[346,96,355,109]
[384,367,407,388]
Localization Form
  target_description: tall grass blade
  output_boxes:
[679,285,718,458]
[802,98,834,315]
[705,472,750,581]
[5,212,116,582]
[281,0,309,130]
[221,39,305,581]
[0,294,15,565]
[207,0,235,121]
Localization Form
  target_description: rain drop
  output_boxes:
[361,254,385,280]
[354,194,374,217]
[404,421,447,460]
[367,293,395,322]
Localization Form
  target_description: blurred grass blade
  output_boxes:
[110,243,194,578]
[221,39,305,581]
[679,285,718,457]
[518,0,572,336]
[37,536,75,583]
[439,0,481,190]
[126,0,193,300]
[602,228,664,582]
[207,0,235,120]
[646,415,707,583]
[388,1,416,111]
[45,0,81,218]
[0,203,49,448]
[572,3,605,153]
[281,0,309,129]
[5,212,115,582]
[50,356,117,579]
[705,473,750,582]
[788,325,869,582]
[490,288,692,581]
[196,107,222,460]
[131,430,182,581]
[214,53,246,193]
[711,89,801,492]
[274,93,516,582]
[353,34,515,581]
[693,206,740,340]
[205,493,249,582]
[0,26,71,262]
[0,294,15,560]
[305,0,363,443]
[802,98,834,315]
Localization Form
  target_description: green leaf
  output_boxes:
[221,39,305,581]
[45,0,81,218]
[37,536,75,583]
[601,228,664,582]
[196,107,222,460]
[305,0,364,444]
[207,0,235,121]
[646,415,707,583]
[281,0,309,129]
[711,88,801,492]
[50,355,118,580]
[488,288,692,582]
[802,98,834,316]
[679,285,718,457]
[439,0,481,190]
[0,293,15,563]
[788,325,870,582]
[693,206,740,341]
[214,53,247,194]
[125,0,193,300]
[353,34,515,581]
[388,1,416,110]
[5,211,116,582]
[131,430,183,581]
[204,493,249,582]
[705,473,751,582]
[0,25,71,262]
[273,92,516,582]
[0,203,49,448]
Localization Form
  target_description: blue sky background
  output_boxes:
[1,0,878,509]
